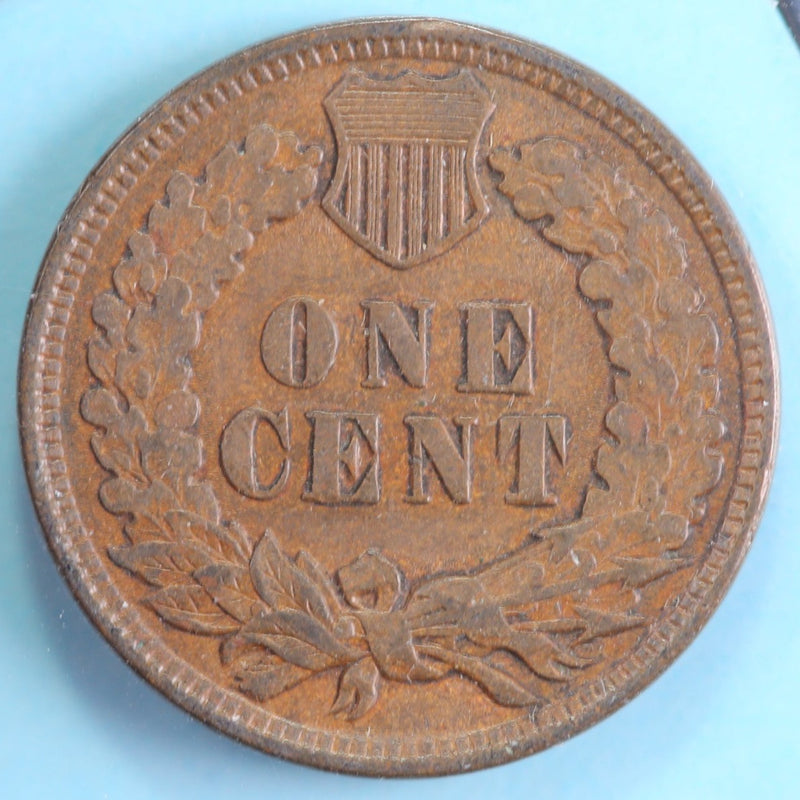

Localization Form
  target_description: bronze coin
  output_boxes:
[19,18,778,776]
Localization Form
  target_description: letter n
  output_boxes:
[362,300,433,388]
[404,415,476,504]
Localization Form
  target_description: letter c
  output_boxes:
[220,407,290,500]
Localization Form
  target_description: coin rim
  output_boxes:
[18,17,779,776]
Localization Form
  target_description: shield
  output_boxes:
[323,69,495,269]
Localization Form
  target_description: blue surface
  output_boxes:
[1,1,799,797]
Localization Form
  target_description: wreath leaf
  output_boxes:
[164,510,247,563]
[234,654,312,702]
[295,550,344,617]
[242,608,358,664]
[147,584,239,635]
[331,659,381,720]
[109,541,214,587]
[193,563,257,623]
[250,530,336,626]
[417,644,540,707]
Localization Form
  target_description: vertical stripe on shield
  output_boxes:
[336,139,473,263]
[408,143,423,259]
[449,145,466,237]
[428,143,444,244]
[345,143,363,231]
[366,143,382,247]
[387,144,404,261]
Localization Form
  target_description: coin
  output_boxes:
[19,18,778,775]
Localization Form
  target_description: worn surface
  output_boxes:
[19,18,777,776]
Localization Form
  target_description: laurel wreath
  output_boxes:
[81,125,726,719]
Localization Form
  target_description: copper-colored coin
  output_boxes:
[19,19,777,776]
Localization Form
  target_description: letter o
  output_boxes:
[260,297,337,388]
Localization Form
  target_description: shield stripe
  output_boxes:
[366,143,382,246]
[345,143,363,232]
[387,143,404,260]
[449,145,466,235]
[428,143,443,243]
[332,134,476,260]
[323,69,494,268]
[408,142,423,259]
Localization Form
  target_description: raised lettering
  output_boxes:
[362,300,433,388]
[220,407,291,500]
[405,415,476,504]
[459,301,534,394]
[261,297,337,388]
[304,411,380,504]
[497,414,567,506]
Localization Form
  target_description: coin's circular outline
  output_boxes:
[19,18,778,775]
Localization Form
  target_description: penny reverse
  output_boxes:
[19,18,778,775]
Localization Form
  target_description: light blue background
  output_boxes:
[2,1,798,797]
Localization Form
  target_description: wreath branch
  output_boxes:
[82,130,726,720]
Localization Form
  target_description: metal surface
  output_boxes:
[18,18,778,776]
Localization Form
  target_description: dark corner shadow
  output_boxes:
[8,41,351,789]
[779,0,800,49]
